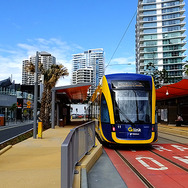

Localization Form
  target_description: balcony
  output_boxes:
[163,48,186,53]
[162,41,186,47]
[163,54,187,59]
[163,34,186,40]
[161,3,184,10]
[162,15,186,22]
[162,22,186,28]
[162,8,185,16]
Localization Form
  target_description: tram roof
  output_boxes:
[156,79,188,101]
[52,83,92,103]
[105,73,152,81]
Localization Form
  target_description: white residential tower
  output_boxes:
[72,48,105,95]
[136,0,186,84]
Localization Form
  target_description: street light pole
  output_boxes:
[33,51,39,139]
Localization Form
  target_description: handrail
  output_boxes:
[61,121,95,188]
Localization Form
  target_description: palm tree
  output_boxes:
[27,62,69,129]
[184,60,188,75]
[145,63,169,89]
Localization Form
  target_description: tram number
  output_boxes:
[136,157,168,171]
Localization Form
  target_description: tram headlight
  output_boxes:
[112,125,116,132]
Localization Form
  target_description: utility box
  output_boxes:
[0,114,5,126]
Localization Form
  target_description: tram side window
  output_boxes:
[96,95,100,119]
[101,94,110,123]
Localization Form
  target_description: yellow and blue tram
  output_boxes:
[89,73,158,144]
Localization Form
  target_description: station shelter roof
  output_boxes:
[52,83,92,103]
[156,79,188,101]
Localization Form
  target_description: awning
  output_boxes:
[52,83,92,103]
[156,79,188,101]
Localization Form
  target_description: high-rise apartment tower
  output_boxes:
[22,51,56,85]
[136,0,186,84]
[72,48,105,95]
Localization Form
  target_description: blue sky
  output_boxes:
[0,0,187,86]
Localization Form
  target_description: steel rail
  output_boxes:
[115,150,154,188]
[150,149,188,172]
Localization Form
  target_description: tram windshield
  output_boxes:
[112,90,151,124]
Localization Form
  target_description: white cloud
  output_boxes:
[0,39,136,87]
[105,57,136,75]
[0,38,82,85]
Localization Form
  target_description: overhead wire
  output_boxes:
[105,9,137,70]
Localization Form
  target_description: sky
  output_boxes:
[0,0,187,86]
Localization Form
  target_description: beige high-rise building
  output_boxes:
[22,51,56,85]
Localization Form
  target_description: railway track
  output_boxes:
[104,138,188,188]
[115,149,154,188]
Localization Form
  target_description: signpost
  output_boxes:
[33,51,39,139]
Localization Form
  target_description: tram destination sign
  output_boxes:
[112,81,148,89]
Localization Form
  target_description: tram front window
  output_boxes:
[113,90,151,124]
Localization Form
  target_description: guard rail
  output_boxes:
[61,121,95,188]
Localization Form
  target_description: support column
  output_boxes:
[33,51,38,139]
[57,103,59,126]
[51,89,56,129]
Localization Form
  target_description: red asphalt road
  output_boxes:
[104,147,146,188]
[104,144,188,188]
[152,144,188,169]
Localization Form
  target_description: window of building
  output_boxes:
[163,45,181,51]
[143,41,157,46]
[143,16,157,21]
[162,19,180,26]
[162,26,181,32]
[168,71,182,76]
[144,53,158,58]
[143,34,157,40]
[164,64,182,70]
[163,51,181,57]
[144,47,157,52]
[163,32,181,38]
[143,10,156,15]
[143,28,157,33]
[162,1,180,8]
[143,0,156,3]
[163,38,181,44]
[144,60,158,65]
[143,4,156,9]
[163,58,182,64]
[162,7,180,14]
[162,13,180,20]
[143,22,157,27]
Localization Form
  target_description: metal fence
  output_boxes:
[61,121,95,188]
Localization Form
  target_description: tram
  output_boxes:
[88,73,158,144]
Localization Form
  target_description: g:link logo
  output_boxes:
[128,127,141,132]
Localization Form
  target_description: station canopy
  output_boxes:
[53,83,92,103]
[156,79,188,101]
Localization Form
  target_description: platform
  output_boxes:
[0,122,187,188]
[0,125,77,188]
